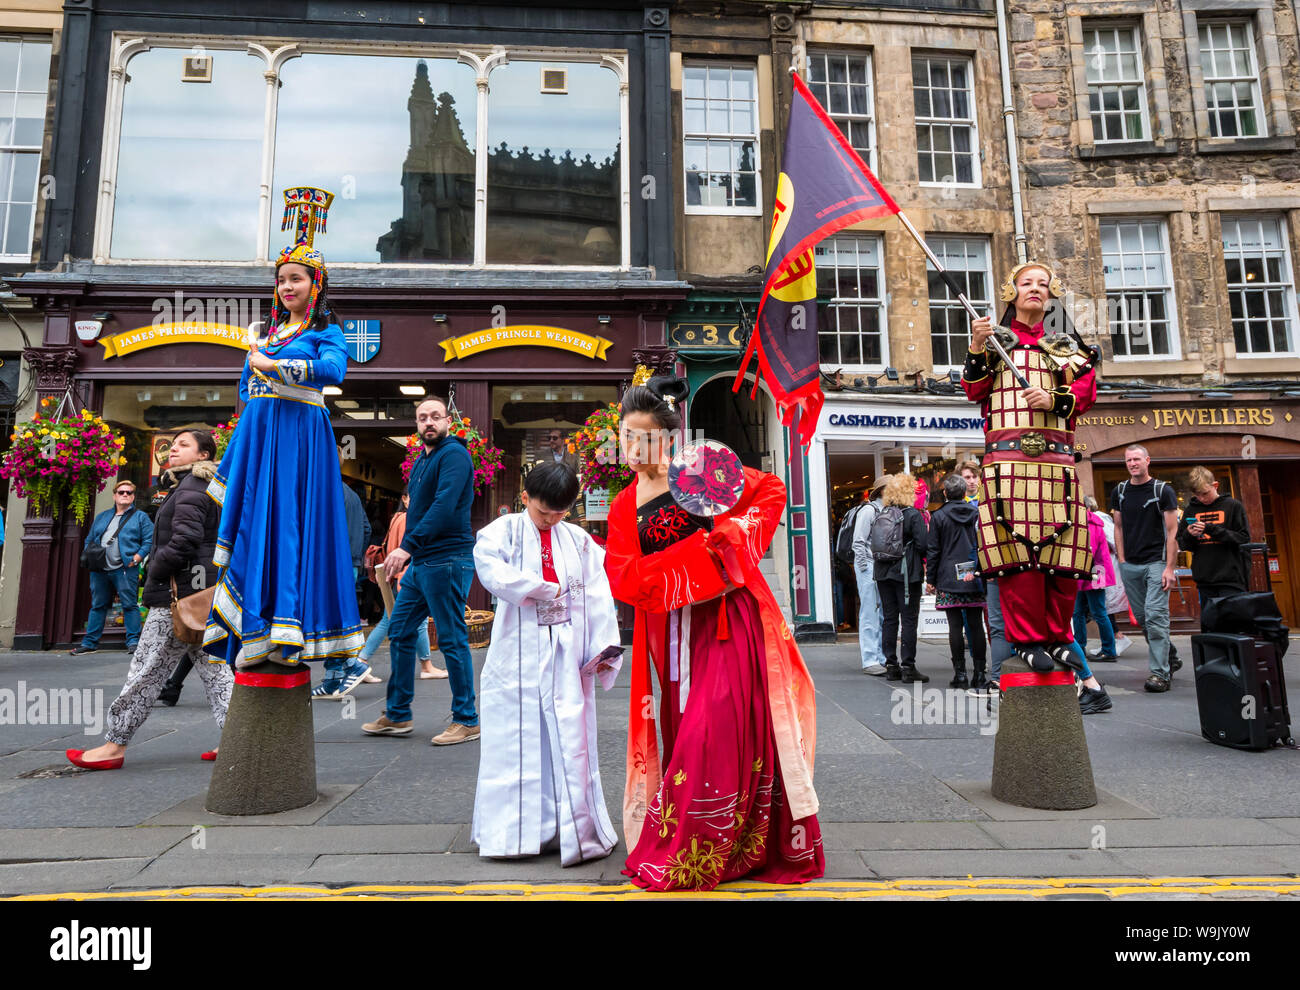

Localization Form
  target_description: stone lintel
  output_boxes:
[1086,199,1185,215]
[1207,195,1300,211]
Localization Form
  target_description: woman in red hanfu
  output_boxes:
[604,376,823,891]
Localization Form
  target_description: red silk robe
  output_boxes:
[604,468,819,850]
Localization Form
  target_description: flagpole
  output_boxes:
[892,210,1031,389]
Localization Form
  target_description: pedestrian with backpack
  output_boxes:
[925,473,988,690]
[1109,444,1181,692]
[852,475,890,674]
[832,507,859,631]
[873,473,930,682]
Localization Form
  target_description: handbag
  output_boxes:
[170,576,216,645]
[363,543,386,582]
[81,507,135,572]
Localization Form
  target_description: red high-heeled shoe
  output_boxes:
[66,748,123,770]
[200,750,218,761]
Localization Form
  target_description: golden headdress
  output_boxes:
[270,186,333,330]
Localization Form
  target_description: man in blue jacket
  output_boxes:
[366,395,478,744]
[72,481,154,655]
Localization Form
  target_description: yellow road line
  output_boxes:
[7,876,1299,901]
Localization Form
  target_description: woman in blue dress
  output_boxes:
[204,239,369,693]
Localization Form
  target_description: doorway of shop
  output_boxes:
[690,375,770,471]
[1260,464,1299,627]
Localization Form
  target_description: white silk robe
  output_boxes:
[470,514,623,865]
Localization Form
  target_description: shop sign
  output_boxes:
[826,412,984,431]
[440,325,612,362]
[1150,407,1275,430]
[100,322,249,358]
[74,320,103,346]
[343,319,381,362]
[1077,407,1280,431]
[584,488,611,521]
[669,322,743,349]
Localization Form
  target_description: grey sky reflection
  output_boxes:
[111,48,264,260]
[111,50,622,263]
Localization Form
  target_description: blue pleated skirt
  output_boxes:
[203,393,364,666]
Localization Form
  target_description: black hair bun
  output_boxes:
[647,376,689,406]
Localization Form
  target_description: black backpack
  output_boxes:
[870,505,907,562]
[835,504,864,565]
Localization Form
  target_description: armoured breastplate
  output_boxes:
[987,346,1072,437]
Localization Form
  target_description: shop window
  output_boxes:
[912,55,978,186]
[489,383,616,527]
[1197,21,1266,138]
[101,44,629,267]
[1083,24,1150,143]
[101,384,237,499]
[926,236,990,367]
[815,234,886,368]
[111,48,265,261]
[274,54,477,264]
[683,63,761,214]
[0,36,50,260]
[1221,215,1297,357]
[485,60,621,264]
[806,50,875,170]
[1100,217,1178,359]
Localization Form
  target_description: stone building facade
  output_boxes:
[1007,0,1300,626]
[1007,0,1300,385]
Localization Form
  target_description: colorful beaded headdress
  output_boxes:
[999,261,1064,303]
[271,186,334,328]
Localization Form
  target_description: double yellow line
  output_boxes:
[8,876,1299,901]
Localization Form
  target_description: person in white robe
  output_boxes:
[471,462,624,865]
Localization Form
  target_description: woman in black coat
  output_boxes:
[67,430,232,770]
[925,473,989,691]
[874,473,930,682]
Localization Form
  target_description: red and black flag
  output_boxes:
[736,72,901,452]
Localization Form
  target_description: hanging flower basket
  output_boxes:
[212,413,240,461]
[568,401,632,497]
[0,397,128,524]
[400,417,505,495]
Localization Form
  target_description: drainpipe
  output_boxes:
[996,0,1029,264]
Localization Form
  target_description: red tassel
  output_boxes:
[715,592,729,641]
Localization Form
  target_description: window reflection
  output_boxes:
[112,48,264,260]
[0,36,50,258]
[486,61,620,264]
[274,54,476,263]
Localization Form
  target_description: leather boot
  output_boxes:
[949,659,968,689]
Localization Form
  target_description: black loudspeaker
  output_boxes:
[1192,633,1293,750]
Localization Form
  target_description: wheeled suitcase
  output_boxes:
[1192,632,1293,750]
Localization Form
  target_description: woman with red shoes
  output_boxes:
[604,375,823,891]
[67,430,231,770]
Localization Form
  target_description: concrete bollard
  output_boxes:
[206,665,318,815]
[991,656,1098,810]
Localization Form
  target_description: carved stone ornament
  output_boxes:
[23,347,78,391]
[771,11,796,34]
[645,7,668,29]
[631,347,678,378]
